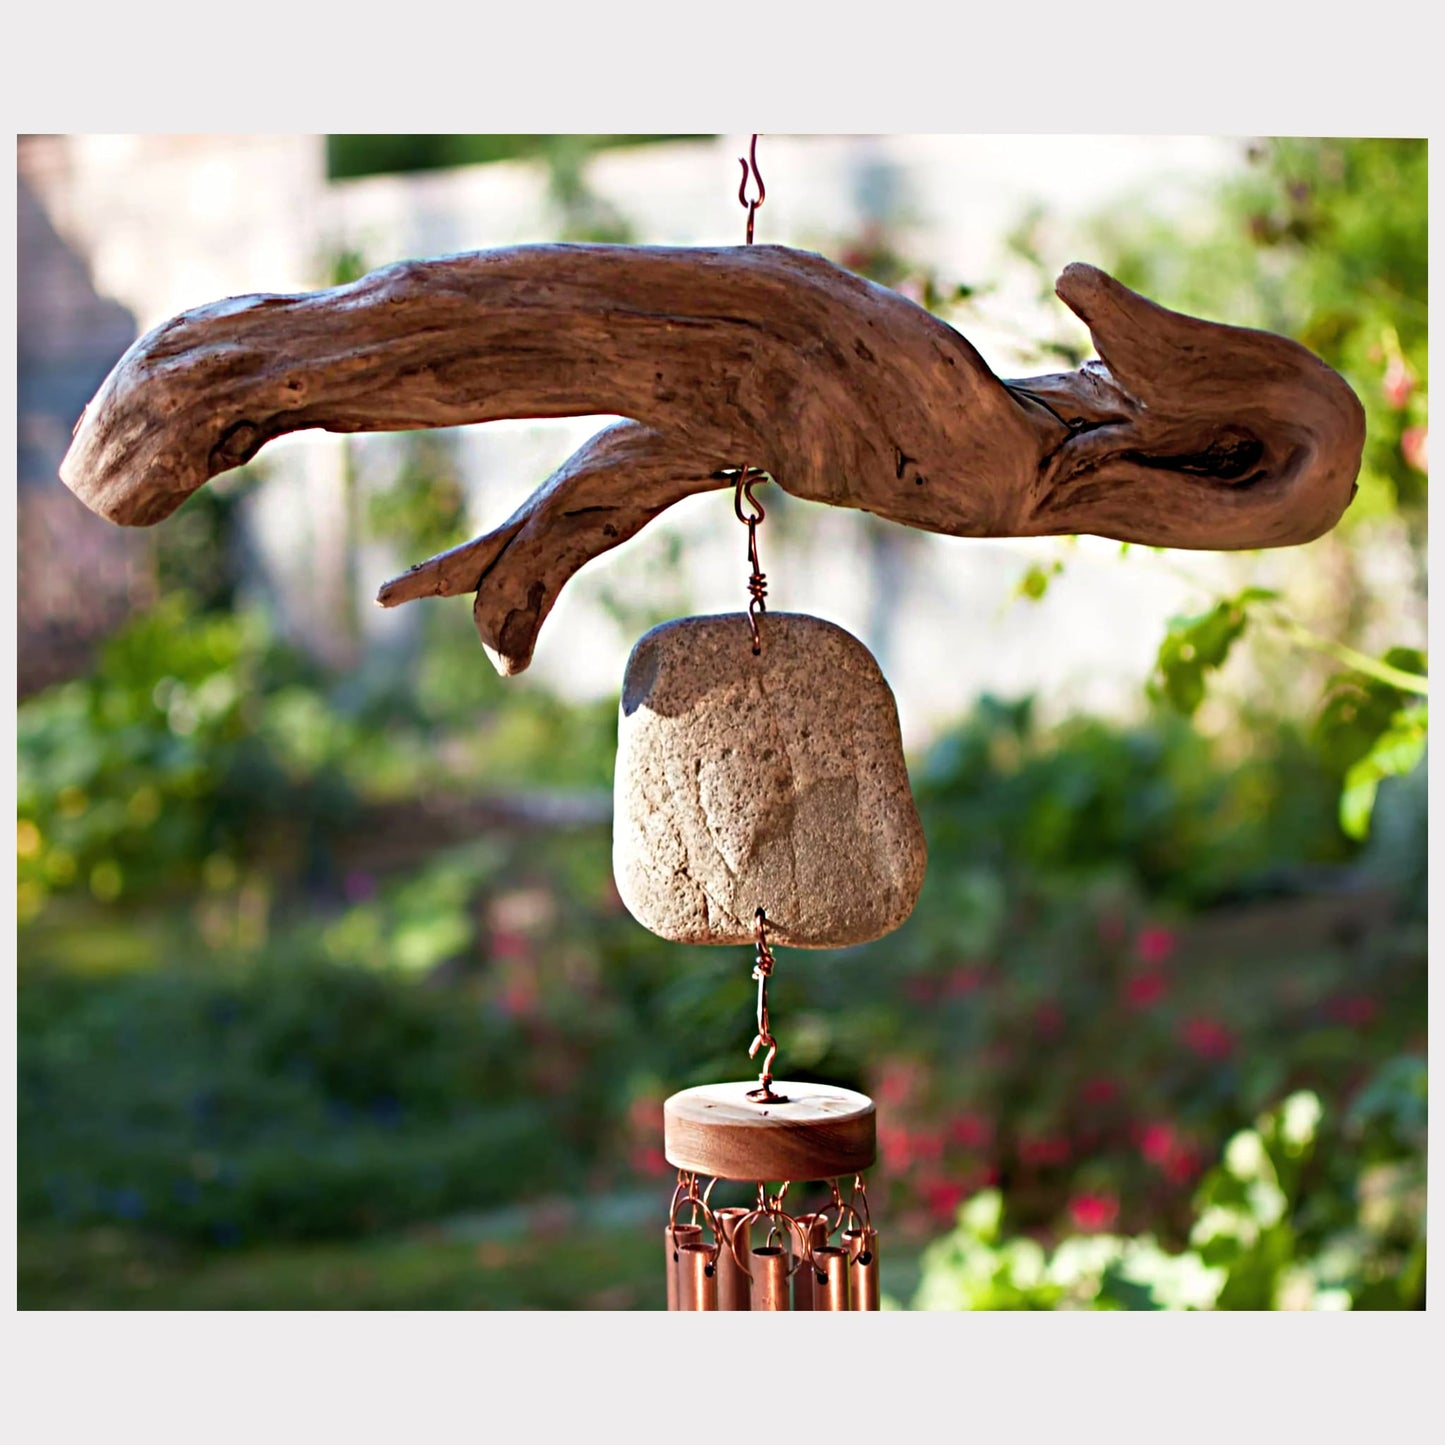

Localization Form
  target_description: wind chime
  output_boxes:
[611,139,925,1309]
[59,133,1367,1313]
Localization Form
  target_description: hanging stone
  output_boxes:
[613,612,926,948]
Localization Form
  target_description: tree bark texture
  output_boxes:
[60,244,1365,675]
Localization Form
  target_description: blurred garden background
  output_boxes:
[16,134,1426,1309]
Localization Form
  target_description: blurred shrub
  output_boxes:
[911,1062,1425,1310]
[17,950,591,1245]
[16,595,366,922]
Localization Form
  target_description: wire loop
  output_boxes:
[737,133,766,245]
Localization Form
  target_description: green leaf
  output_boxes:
[1152,590,1273,715]
[1338,703,1428,839]
[1016,561,1063,602]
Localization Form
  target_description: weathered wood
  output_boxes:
[60,244,1365,674]
[663,1080,877,1181]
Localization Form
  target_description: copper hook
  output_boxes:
[733,469,767,526]
[737,133,765,245]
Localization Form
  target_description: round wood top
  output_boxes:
[663,1080,876,1182]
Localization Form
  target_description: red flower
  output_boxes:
[922,1178,968,1223]
[1135,926,1177,965]
[1326,994,1378,1028]
[1139,1122,1176,1165]
[912,1128,946,1164]
[1164,1147,1203,1186]
[949,1112,991,1150]
[1180,1016,1235,1060]
[1125,971,1168,1009]
[878,1124,913,1171]
[1019,1134,1071,1168]
[489,928,531,961]
[628,1096,662,1131]
[497,980,538,1018]
[629,1145,669,1177]
[1068,1192,1119,1232]
[1082,1076,1118,1106]
[945,966,987,997]
[876,1060,920,1107]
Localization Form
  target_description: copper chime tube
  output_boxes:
[749,1246,791,1311]
[844,1227,881,1311]
[792,1212,829,1311]
[715,1208,752,1311]
[665,1222,703,1312]
[812,1245,851,1310]
[676,1242,718,1311]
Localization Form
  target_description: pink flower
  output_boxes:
[1402,426,1428,474]
[1125,971,1168,1009]
[1180,1016,1235,1060]
[1383,354,1414,410]
[1069,1192,1119,1232]
[1135,926,1177,965]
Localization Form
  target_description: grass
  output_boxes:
[19,1222,667,1311]
[20,1215,925,1311]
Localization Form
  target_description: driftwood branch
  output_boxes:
[61,244,1364,674]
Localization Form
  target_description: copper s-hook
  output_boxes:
[737,133,766,245]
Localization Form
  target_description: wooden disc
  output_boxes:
[663,1080,876,1182]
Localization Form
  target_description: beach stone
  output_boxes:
[613,612,927,947]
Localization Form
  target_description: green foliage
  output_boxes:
[1311,646,1429,839]
[914,694,1348,904]
[325,135,706,182]
[1015,560,1064,603]
[1091,139,1429,836]
[18,1223,668,1311]
[16,951,589,1244]
[365,433,471,561]
[1150,588,1278,716]
[15,596,374,921]
[912,1068,1425,1310]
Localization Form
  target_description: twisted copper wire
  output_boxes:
[731,137,770,654]
[746,908,784,1101]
